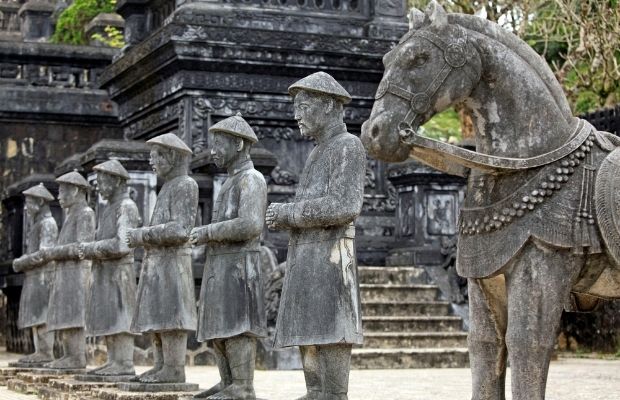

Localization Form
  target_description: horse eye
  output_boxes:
[411,53,429,67]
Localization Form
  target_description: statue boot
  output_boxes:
[140,330,186,383]
[46,328,86,369]
[320,345,351,400]
[96,333,135,376]
[20,325,54,364]
[133,333,163,381]
[208,336,256,400]
[194,339,232,398]
[297,345,322,400]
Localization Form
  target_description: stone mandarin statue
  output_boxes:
[40,171,96,369]
[126,133,198,384]
[77,160,141,377]
[12,183,58,366]
[190,113,268,400]
[266,72,366,400]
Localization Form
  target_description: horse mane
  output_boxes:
[447,13,573,123]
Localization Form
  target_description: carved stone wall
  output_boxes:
[103,1,408,265]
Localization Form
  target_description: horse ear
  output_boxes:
[408,8,425,30]
[425,0,448,29]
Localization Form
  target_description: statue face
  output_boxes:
[294,91,328,139]
[97,172,119,201]
[210,132,239,169]
[58,183,79,209]
[149,144,174,178]
[24,196,42,216]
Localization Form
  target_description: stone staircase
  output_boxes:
[352,266,469,369]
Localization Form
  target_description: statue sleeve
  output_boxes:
[14,218,58,271]
[82,202,141,260]
[47,207,95,261]
[208,173,267,242]
[287,138,366,229]
[142,178,198,246]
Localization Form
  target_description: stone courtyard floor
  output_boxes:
[1,351,619,399]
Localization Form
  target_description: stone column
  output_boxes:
[18,1,55,42]
[116,0,148,47]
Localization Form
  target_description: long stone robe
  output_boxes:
[196,161,267,341]
[84,191,141,337]
[47,202,95,331]
[16,210,58,329]
[131,174,198,333]
[274,124,366,347]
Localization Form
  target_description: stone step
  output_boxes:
[358,266,426,285]
[362,332,468,349]
[351,348,469,369]
[361,300,451,317]
[6,379,36,394]
[360,284,439,302]
[362,316,463,333]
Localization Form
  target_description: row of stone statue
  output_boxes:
[12,72,366,400]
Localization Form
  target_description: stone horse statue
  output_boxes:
[361,2,620,400]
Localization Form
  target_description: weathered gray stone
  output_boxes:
[266,72,366,400]
[361,1,620,398]
[34,172,96,370]
[18,1,54,42]
[75,374,136,383]
[10,183,57,365]
[116,382,199,392]
[78,160,141,377]
[191,114,267,399]
[126,133,198,384]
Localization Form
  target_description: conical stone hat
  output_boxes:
[93,159,130,180]
[288,71,352,104]
[209,113,258,144]
[56,170,90,189]
[146,133,193,155]
[22,183,54,201]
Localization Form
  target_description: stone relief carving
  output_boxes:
[270,166,298,186]
[427,192,457,236]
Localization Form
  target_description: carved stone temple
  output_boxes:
[0,0,618,372]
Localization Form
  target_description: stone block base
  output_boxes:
[116,382,199,392]
[7,378,37,394]
[75,374,136,382]
[8,361,50,368]
[93,385,200,400]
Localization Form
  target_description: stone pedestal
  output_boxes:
[116,0,148,47]
[18,1,54,42]
[386,160,466,267]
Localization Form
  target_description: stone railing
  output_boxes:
[0,41,116,88]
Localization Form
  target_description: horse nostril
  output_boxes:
[371,124,380,140]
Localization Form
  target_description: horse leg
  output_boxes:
[504,240,582,400]
[468,275,508,400]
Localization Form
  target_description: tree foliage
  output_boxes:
[408,0,620,114]
[52,0,116,46]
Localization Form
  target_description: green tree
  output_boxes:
[52,0,116,46]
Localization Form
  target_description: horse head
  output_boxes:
[362,1,575,165]
[362,2,482,162]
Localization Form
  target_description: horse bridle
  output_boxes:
[374,27,470,141]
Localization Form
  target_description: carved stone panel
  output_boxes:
[426,191,458,236]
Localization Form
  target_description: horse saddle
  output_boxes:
[594,145,620,269]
